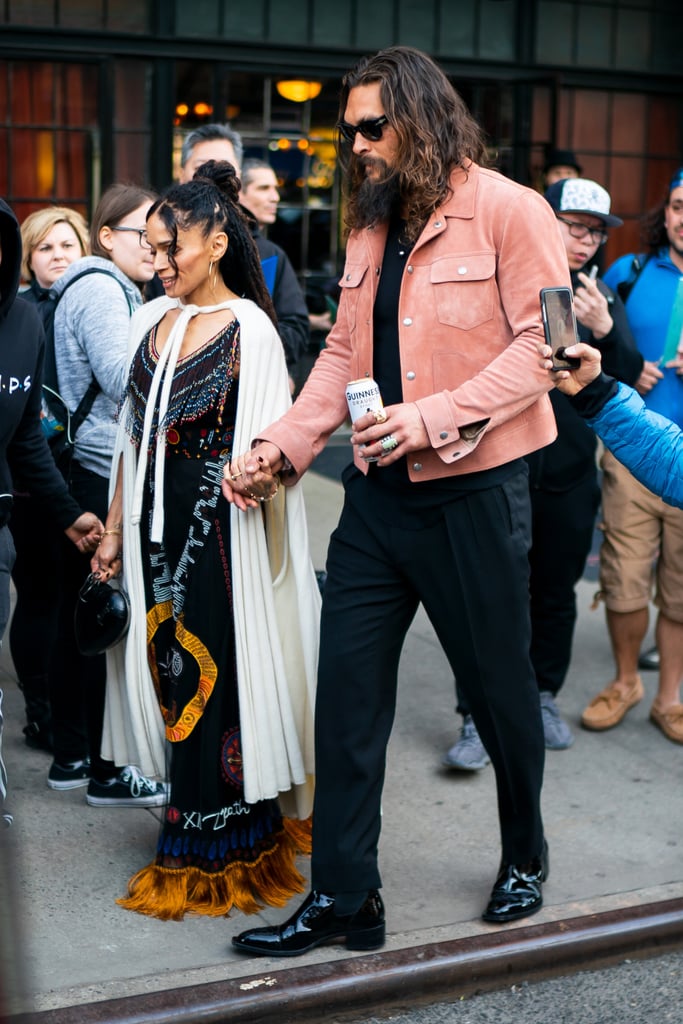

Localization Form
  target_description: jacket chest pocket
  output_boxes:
[430,253,496,330]
[338,262,369,334]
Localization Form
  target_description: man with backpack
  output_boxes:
[580,169,683,744]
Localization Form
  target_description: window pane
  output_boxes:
[115,132,150,185]
[576,4,613,67]
[107,0,150,33]
[223,0,267,41]
[57,64,99,126]
[174,0,220,36]
[536,1,574,64]
[268,2,309,44]
[479,0,516,61]
[0,129,8,195]
[615,9,651,70]
[114,61,149,131]
[398,0,437,52]
[55,129,91,200]
[7,0,55,27]
[437,0,476,57]
[12,64,53,123]
[58,0,104,30]
[355,0,396,51]
[611,93,646,153]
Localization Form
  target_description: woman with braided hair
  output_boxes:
[93,160,320,919]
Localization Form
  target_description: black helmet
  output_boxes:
[74,574,130,657]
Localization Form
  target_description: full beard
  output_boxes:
[354,161,402,227]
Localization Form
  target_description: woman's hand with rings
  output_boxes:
[222,441,282,511]
[350,402,429,465]
[90,533,122,580]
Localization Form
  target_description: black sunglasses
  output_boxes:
[337,115,389,144]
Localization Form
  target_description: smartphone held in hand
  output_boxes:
[540,286,581,370]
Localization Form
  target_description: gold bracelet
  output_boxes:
[102,528,123,537]
[248,478,280,503]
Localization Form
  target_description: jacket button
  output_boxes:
[346,273,351,280]
[376,267,380,275]
[403,317,412,326]
[407,265,413,273]
[439,431,448,439]
[406,371,416,380]
[412,463,423,472]
[458,266,467,275]
[434,220,442,228]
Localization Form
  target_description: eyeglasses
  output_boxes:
[336,115,389,144]
[556,216,608,246]
[111,226,151,250]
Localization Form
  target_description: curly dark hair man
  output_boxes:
[228,46,572,956]
[339,46,489,243]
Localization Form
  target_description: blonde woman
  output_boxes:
[20,205,90,299]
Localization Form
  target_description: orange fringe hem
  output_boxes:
[117,817,312,921]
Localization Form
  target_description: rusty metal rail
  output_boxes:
[13,897,683,1024]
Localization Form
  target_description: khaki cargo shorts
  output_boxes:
[599,449,683,621]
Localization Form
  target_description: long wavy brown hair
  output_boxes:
[338,46,489,242]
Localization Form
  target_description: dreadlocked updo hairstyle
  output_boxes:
[147,160,277,325]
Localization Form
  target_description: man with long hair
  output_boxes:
[225,46,570,953]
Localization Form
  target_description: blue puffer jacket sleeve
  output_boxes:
[588,383,683,509]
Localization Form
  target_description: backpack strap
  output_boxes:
[43,267,133,439]
[616,253,650,304]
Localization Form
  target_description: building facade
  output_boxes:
[1,0,681,300]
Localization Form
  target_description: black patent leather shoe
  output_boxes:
[232,889,385,957]
[482,840,549,924]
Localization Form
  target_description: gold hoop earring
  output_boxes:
[209,260,218,291]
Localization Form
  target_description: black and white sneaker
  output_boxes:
[86,765,168,807]
[47,757,91,790]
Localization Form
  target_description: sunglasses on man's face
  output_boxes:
[336,115,389,144]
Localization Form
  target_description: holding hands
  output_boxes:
[65,512,104,555]
[222,443,282,511]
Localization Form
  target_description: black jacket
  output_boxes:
[0,198,81,527]
[244,211,310,370]
[526,271,644,492]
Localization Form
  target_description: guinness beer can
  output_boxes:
[346,377,384,462]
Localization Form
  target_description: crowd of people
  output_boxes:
[1,43,681,954]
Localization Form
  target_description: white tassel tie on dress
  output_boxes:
[130,298,237,544]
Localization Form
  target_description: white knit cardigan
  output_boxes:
[102,296,319,818]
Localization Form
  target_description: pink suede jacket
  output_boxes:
[263,162,571,482]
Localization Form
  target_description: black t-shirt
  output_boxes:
[357,214,522,526]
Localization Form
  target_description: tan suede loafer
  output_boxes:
[650,703,683,744]
[581,676,644,731]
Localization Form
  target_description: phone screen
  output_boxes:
[540,287,580,370]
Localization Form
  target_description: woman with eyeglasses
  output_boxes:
[43,184,168,809]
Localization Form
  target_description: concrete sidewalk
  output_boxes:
[2,467,682,1019]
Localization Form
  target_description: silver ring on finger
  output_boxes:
[380,434,398,453]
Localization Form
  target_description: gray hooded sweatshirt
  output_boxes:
[52,255,144,478]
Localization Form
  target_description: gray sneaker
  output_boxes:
[539,691,574,750]
[442,715,490,771]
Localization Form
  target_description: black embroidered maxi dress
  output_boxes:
[118,319,310,920]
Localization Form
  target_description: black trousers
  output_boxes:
[456,470,600,713]
[528,473,600,694]
[310,467,545,895]
[48,460,115,779]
